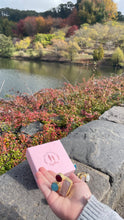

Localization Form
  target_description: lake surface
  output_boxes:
[0,58,122,98]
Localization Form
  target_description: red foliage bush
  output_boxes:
[66,25,78,37]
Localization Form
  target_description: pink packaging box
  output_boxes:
[26,140,75,181]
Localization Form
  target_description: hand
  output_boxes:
[36,167,92,220]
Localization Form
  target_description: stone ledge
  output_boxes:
[99,106,124,124]
[0,159,110,220]
[0,161,58,220]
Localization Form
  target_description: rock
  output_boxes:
[0,161,59,220]
[72,159,110,202]
[61,120,124,178]
[99,106,124,124]
[115,195,124,219]
[0,159,110,220]
[0,202,23,220]
[61,120,124,208]
[20,121,43,136]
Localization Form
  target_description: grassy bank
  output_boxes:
[0,75,124,174]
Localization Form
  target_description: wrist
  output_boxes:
[76,194,92,220]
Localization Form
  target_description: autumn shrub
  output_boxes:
[15,37,31,51]
[34,33,55,47]
[66,25,78,38]
[67,41,80,61]
[0,133,26,174]
[93,45,104,61]
[112,47,124,66]
[0,75,124,174]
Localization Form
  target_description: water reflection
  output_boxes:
[0,58,123,98]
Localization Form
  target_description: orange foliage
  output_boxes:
[35,16,46,33]
[45,16,53,32]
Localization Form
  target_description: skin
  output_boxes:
[36,167,92,220]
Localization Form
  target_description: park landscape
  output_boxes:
[0,0,124,175]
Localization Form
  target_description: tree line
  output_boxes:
[0,2,75,22]
[0,0,124,38]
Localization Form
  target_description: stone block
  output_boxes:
[0,161,59,220]
[99,106,124,124]
[72,159,110,201]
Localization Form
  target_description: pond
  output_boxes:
[0,58,122,99]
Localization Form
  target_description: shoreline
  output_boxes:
[1,52,123,69]
[10,55,119,68]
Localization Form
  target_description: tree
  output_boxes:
[117,11,124,21]
[77,0,104,24]
[23,16,37,36]
[0,18,15,36]
[42,1,74,18]
[0,8,38,22]
[77,0,117,24]
[0,34,14,57]
[66,8,80,26]
[14,19,25,37]
[44,16,53,33]
[103,0,117,20]
[52,17,65,29]
[56,2,74,18]
[35,16,46,33]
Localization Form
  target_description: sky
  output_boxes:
[0,0,124,14]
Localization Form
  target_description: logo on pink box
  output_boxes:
[44,152,60,165]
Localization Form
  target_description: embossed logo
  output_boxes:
[44,152,60,165]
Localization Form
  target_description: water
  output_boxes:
[0,58,122,98]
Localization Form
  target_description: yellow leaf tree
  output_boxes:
[103,0,118,20]
[77,0,117,24]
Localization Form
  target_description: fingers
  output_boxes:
[69,172,81,183]
[36,168,81,188]
[36,167,55,199]
[36,168,81,185]
[36,167,59,204]
[38,181,51,199]
[38,167,56,183]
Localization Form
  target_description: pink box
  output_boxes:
[26,140,75,181]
